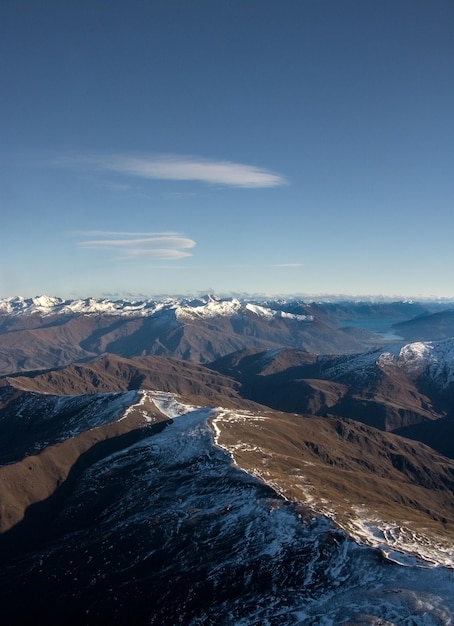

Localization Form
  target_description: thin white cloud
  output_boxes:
[273,263,304,267]
[73,230,181,237]
[77,232,195,260]
[59,153,287,188]
[117,249,193,260]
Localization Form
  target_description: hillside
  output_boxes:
[393,309,454,341]
[4,353,245,406]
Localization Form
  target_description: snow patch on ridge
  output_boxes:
[245,302,313,321]
[147,390,200,418]
[344,511,454,569]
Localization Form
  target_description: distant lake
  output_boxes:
[340,318,404,341]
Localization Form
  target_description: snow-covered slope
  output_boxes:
[378,338,454,387]
[323,338,454,389]
[2,392,454,624]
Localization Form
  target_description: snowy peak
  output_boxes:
[379,338,454,387]
[323,339,454,389]
[0,295,65,315]
[245,303,313,321]
[0,295,177,317]
[175,297,314,322]
[0,295,315,322]
[175,297,243,320]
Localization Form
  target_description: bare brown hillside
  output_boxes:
[0,308,367,376]
[0,397,166,535]
[210,348,447,433]
[213,408,454,547]
[6,353,241,402]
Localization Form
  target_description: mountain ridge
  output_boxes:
[0,297,375,376]
[209,338,454,440]
[1,296,454,623]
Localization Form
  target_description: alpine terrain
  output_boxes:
[1,295,454,625]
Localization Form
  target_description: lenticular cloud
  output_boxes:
[78,232,196,260]
[60,153,287,188]
[109,155,287,188]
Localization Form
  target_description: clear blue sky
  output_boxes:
[1,0,453,299]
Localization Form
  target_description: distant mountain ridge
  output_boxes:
[393,309,454,341]
[2,293,450,319]
[1,294,313,319]
[0,296,379,375]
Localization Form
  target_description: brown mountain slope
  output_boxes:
[210,348,445,432]
[74,311,367,363]
[213,408,454,547]
[210,347,318,378]
[0,308,367,376]
[3,388,454,556]
[5,354,251,409]
[0,314,128,375]
[0,405,162,534]
[326,367,442,431]
[395,416,454,459]
[252,377,349,415]
[210,349,350,415]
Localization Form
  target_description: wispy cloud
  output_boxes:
[77,232,196,260]
[273,263,304,267]
[75,230,180,237]
[58,153,287,188]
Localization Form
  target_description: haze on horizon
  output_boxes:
[1,1,453,300]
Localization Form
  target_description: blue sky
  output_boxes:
[1,0,453,299]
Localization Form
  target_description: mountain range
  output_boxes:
[1,295,454,624]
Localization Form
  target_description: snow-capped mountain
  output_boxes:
[391,339,454,387]
[175,297,313,322]
[325,338,454,390]
[0,294,315,322]
[0,294,171,317]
